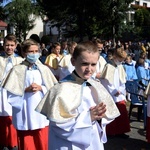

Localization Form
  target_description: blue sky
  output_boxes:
[2,0,11,6]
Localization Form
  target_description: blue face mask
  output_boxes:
[26,53,40,64]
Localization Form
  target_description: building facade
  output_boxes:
[0,20,7,45]
[131,0,150,7]
[127,0,150,23]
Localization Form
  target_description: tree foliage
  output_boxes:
[134,8,150,40]
[134,8,150,27]
[36,0,133,41]
[4,0,42,42]
[0,3,6,20]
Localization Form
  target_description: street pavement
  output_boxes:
[104,102,150,150]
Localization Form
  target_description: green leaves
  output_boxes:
[4,0,41,42]
[36,0,134,40]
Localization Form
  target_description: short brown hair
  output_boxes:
[72,41,99,59]
[68,41,77,47]
[52,42,61,49]
[4,34,17,44]
[92,38,104,45]
[21,39,39,53]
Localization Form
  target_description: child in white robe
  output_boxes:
[100,47,130,138]
[45,42,63,80]
[0,34,24,149]
[36,41,120,150]
[145,83,150,143]
[58,41,77,81]
[92,38,107,79]
[2,39,57,150]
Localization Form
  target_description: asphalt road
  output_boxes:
[104,102,150,150]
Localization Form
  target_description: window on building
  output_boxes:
[135,1,139,5]
[143,3,147,7]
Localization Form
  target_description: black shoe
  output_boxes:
[116,134,129,139]
[7,146,18,150]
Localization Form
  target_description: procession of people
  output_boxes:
[0,33,150,150]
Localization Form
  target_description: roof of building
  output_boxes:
[0,20,7,27]
[131,4,150,9]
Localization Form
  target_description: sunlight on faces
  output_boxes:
[113,48,127,64]
[97,43,103,53]
[70,45,77,55]
[4,40,17,56]
[53,46,61,55]
[25,45,39,55]
[71,51,99,80]
[125,56,132,64]
[25,45,40,64]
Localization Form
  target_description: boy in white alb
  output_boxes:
[2,39,57,150]
[36,41,120,150]
[0,34,24,149]
[58,41,77,80]
[145,83,150,143]
[92,38,107,80]
[100,47,130,138]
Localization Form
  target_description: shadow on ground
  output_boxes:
[104,136,150,150]
[104,102,150,150]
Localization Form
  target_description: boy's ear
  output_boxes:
[71,57,75,66]
[15,43,17,48]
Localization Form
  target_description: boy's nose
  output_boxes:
[86,65,92,70]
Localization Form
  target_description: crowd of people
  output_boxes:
[0,33,150,150]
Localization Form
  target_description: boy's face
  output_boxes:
[71,51,99,80]
[69,44,76,55]
[108,54,113,60]
[25,45,39,56]
[97,43,103,54]
[3,40,17,56]
[125,56,132,64]
[53,46,61,55]
[115,56,125,63]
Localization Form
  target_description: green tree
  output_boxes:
[0,3,6,20]
[36,0,133,41]
[4,0,42,42]
[134,8,150,27]
[134,8,150,40]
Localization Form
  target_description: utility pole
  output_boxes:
[112,0,117,45]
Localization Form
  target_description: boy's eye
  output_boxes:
[6,44,15,47]
[82,63,96,66]
[82,63,88,66]
[28,50,39,53]
[28,51,34,53]
[91,63,96,66]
